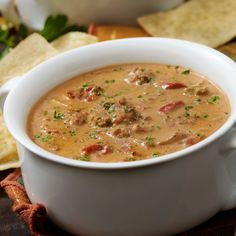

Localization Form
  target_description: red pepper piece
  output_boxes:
[82,144,113,155]
[162,83,186,90]
[159,101,185,113]
[186,135,203,146]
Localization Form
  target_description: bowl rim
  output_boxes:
[4,37,236,169]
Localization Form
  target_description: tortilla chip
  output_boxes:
[51,32,98,52]
[0,33,58,85]
[89,25,149,41]
[0,112,19,170]
[138,0,236,48]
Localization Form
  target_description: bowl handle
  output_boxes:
[220,127,236,210]
[0,76,23,112]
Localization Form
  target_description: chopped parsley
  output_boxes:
[182,69,190,75]
[202,114,209,119]
[35,133,51,142]
[53,111,65,120]
[145,136,156,146]
[34,133,42,139]
[103,102,115,110]
[41,135,51,142]
[79,154,90,161]
[127,157,136,161]
[195,98,201,103]
[93,87,104,96]
[89,131,98,139]
[184,106,193,117]
[207,96,220,104]
[82,83,90,88]
[105,79,115,84]
[137,95,143,98]
[69,130,77,136]
[152,153,159,158]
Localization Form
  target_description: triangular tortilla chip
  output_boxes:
[0,33,58,85]
[138,0,236,48]
[51,32,98,52]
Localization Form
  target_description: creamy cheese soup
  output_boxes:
[28,64,230,162]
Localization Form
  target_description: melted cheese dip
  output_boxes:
[28,64,230,162]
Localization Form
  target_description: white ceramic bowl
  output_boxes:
[2,38,236,236]
[0,0,183,29]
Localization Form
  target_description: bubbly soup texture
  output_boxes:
[28,64,230,162]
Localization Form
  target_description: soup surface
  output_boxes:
[28,64,230,162]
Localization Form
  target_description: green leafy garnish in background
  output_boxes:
[0,27,16,59]
[0,14,87,59]
[40,14,87,42]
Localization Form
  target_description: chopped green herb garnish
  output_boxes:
[79,154,90,161]
[202,114,209,119]
[34,133,42,139]
[41,135,51,142]
[182,69,190,75]
[145,136,156,146]
[105,79,115,84]
[207,96,220,104]
[69,130,77,136]
[184,106,193,117]
[185,106,193,111]
[137,95,143,98]
[82,83,90,88]
[53,111,65,120]
[97,141,104,145]
[89,131,98,139]
[195,98,201,103]
[127,157,136,161]
[152,153,159,158]
[93,87,104,96]
[175,66,179,70]
[103,102,115,110]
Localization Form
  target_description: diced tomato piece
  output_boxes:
[159,101,185,113]
[186,135,202,145]
[162,83,186,90]
[82,144,113,155]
